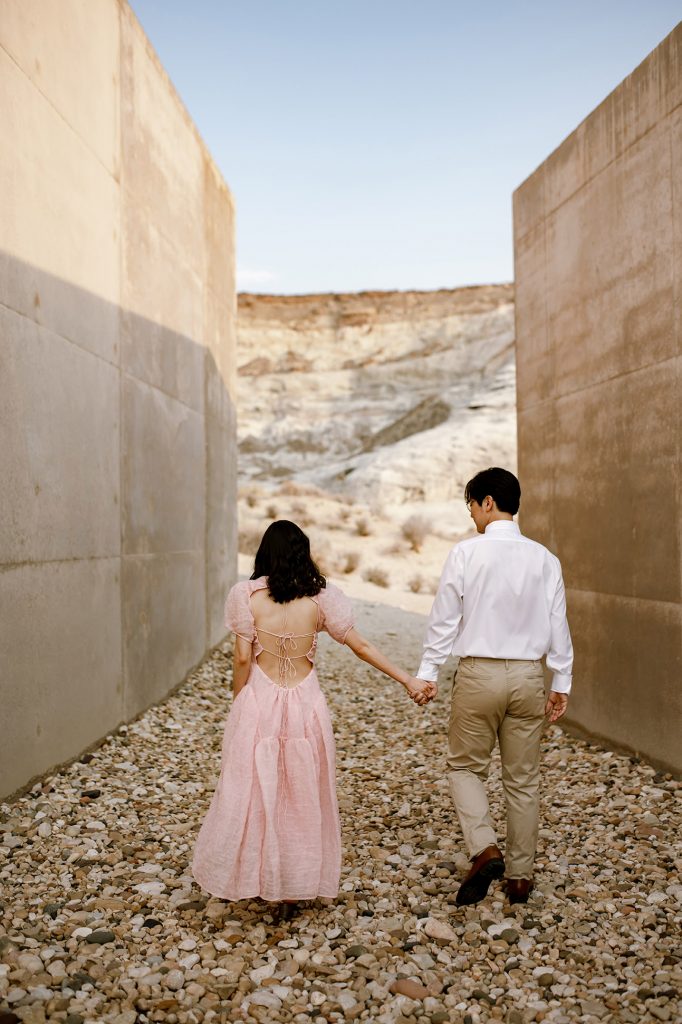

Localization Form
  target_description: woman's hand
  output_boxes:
[345,629,437,701]
[404,677,438,706]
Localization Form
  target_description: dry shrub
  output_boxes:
[338,506,351,523]
[401,514,431,552]
[364,566,389,588]
[238,526,262,555]
[277,481,303,496]
[278,481,326,498]
[315,551,333,576]
[290,497,315,528]
[239,482,263,499]
[244,493,259,508]
[408,574,423,593]
[291,501,312,526]
[355,517,371,537]
[341,551,361,575]
[266,504,278,519]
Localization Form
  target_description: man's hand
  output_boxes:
[545,691,568,722]
[404,677,438,706]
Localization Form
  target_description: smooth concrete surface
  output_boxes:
[121,552,207,717]
[204,156,238,648]
[121,375,206,556]
[0,305,121,564]
[0,44,121,363]
[0,1,237,798]
[0,560,123,788]
[514,24,681,773]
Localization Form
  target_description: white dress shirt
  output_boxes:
[417,520,573,693]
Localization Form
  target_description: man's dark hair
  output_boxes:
[464,467,521,515]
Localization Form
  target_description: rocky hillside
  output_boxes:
[237,284,516,542]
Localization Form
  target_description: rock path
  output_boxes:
[1,599,680,1024]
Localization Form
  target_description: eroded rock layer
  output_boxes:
[237,285,515,533]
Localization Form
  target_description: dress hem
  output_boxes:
[192,873,339,903]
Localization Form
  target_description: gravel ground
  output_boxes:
[1,598,680,1024]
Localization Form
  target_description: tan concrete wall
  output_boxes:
[513,25,681,773]
[0,1,237,797]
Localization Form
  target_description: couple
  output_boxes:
[192,467,573,912]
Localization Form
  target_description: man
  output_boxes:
[417,467,573,906]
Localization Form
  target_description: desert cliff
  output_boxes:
[237,284,516,608]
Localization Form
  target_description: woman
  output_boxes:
[192,520,435,909]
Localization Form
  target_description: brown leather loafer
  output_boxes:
[506,877,533,904]
[455,844,505,906]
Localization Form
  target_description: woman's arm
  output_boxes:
[344,628,436,704]
[232,635,252,697]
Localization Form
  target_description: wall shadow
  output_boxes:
[0,252,237,797]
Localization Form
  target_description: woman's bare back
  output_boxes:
[249,588,320,685]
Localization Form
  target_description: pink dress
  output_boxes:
[191,577,354,902]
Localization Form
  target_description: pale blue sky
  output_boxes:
[130,1,680,294]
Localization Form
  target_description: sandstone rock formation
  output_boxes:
[236,284,516,605]
[237,284,515,534]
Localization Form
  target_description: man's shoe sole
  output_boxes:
[455,857,505,906]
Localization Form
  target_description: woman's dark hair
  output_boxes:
[464,467,521,515]
[251,520,326,603]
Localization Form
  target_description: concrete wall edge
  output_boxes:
[117,0,235,207]
[513,22,682,229]
[559,717,681,780]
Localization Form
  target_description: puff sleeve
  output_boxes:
[319,583,354,644]
[224,582,255,642]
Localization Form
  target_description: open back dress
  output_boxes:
[191,576,354,902]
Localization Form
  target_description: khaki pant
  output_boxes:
[447,656,546,879]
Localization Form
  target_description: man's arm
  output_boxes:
[416,546,465,683]
[545,564,573,721]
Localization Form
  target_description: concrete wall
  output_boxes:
[513,25,681,773]
[0,1,237,797]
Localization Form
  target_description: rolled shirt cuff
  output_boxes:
[416,660,440,682]
[551,673,572,694]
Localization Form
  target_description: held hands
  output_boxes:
[545,691,568,722]
[404,677,438,707]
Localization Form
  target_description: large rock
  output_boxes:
[424,918,458,943]
[237,285,515,531]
